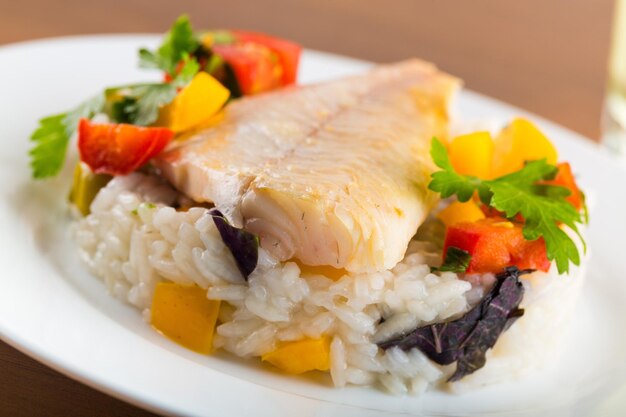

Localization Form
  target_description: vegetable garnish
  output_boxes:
[106,56,201,126]
[428,138,585,274]
[78,119,174,175]
[138,14,200,77]
[209,209,259,279]
[28,58,199,179]
[431,246,472,273]
[29,14,301,180]
[29,94,104,179]
[378,266,526,382]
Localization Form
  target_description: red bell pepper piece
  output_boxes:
[443,218,550,274]
[547,162,583,210]
[78,119,174,176]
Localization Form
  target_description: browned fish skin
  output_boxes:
[155,59,460,272]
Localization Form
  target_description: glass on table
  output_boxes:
[604,0,626,155]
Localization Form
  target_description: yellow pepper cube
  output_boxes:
[151,282,220,354]
[449,131,494,179]
[68,162,111,216]
[437,201,486,227]
[261,336,331,374]
[159,72,230,133]
[492,118,558,177]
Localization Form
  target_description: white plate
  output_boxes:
[1,35,625,417]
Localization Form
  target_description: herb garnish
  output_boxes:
[431,246,472,273]
[378,266,526,382]
[29,43,200,179]
[210,209,259,279]
[29,94,104,179]
[138,14,200,77]
[428,138,585,274]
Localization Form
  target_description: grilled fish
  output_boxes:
[155,59,460,272]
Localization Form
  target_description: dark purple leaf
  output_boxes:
[377,266,527,382]
[210,209,259,280]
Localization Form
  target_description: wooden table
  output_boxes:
[0,1,615,415]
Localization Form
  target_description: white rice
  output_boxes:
[75,173,585,394]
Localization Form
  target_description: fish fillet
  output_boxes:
[155,59,460,272]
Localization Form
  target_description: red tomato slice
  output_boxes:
[231,30,301,85]
[212,42,282,95]
[78,119,174,175]
[443,218,550,274]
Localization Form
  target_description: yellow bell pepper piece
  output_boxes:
[159,72,230,133]
[437,201,486,227]
[68,162,111,216]
[492,118,558,178]
[151,282,220,354]
[262,336,331,374]
[293,259,347,281]
[449,131,494,179]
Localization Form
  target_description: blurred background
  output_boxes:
[0,0,615,140]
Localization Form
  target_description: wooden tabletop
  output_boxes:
[0,0,616,415]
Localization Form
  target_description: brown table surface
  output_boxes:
[0,0,616,415]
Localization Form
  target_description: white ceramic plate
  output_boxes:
[1,35,626,417]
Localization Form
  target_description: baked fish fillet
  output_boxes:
[155,59,460,273]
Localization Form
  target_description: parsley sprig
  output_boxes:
[29,55,199,179]
[138,14,200,76]
[428,138,585,274]
[29,94,104,179]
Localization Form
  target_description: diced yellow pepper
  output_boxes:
[151,282,220,354]
[159,72,230,133]
[68,162,111,216]
[261,336,331,374]
[437,201,486,227]
[293,259,347,281]
[449,131,494,179]
[492,118,558,178]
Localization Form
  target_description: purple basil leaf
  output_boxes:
[377,266,526,382]
[210,209,259,280]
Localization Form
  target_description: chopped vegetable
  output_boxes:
[68,162,111,216]
[29,94,104,179]
[107,56,200,127]
[151,282,220,354]
[294,260,347,281]
[261,336,331,374]
[547,162,583,210]
[212,42,283,95]
[78,119,174,175]
[158,72,230,132]
[492,118,558,178]
[443,218,550,273]
[437,200,485,227]
[209,209,259,279]
[231,30,302,85]
[449,131,494,179]
[378,266,526,382]
[429,138,584,274]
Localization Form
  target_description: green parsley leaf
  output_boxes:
[29,94,104,179]
[429,138,484,202]
[428,137,585,274]
[106,56,199,126]
[138,14,199,76]
[432,246,472,273]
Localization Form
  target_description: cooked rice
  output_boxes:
[74,173,585,394]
